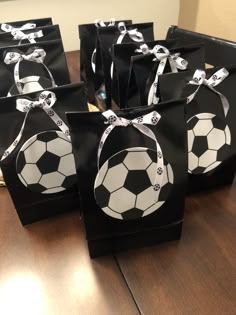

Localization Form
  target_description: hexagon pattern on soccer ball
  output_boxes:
[94,147,174,220]
[16,131,77,194]
[187,113,231,174]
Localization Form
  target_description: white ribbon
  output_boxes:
[98,110,164,201]
[137,44,188,105]
[11,29,44,44]
[0,91,70,163]
[110,23,145,78]
[4,48,56,94]
[94,18,115,27]
[91,18,116,73]
[1,23,36,33]
[117,22,144,44]
[187,68,230,117]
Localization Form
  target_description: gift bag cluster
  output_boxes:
[75,19,236,257]
[0,17,88,224]
[1,16,236,258]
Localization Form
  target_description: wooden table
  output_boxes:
[0,51,235,315]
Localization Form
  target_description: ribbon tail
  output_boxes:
[134,124,164,202]
[42,63,57,88]
[168,57,178,73]
[148,81,159,106]
[42,106,70,138]
[14,60,23,94]
[186,85,201,104]
[97,124,116,170]
[208,85,230,117]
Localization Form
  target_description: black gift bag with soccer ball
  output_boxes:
[0,25,62,48]
[0,83,88,225]
[79,19,132,104]
[159,66,236,193]
[127,43,205,108]
[67,98,187,257]
[0,39,70,97]
[112,39,182,108]
[97,22,154,109]
[0,18,53,34]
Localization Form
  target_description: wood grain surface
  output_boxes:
[0,51,235,315]
[116,185,236,315]
[0,188,138,315]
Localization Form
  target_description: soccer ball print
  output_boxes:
[16,131,77,194]
[8,76,53,96]
[94,147,174,220]
[188,113,231,174]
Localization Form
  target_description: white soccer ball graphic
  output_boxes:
[8,75,53,96]
[94,147,174,220]
[188,113,231,174]
[16,131,77,194]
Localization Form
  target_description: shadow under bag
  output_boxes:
[159,66,236,193]
[0,83,88,225]
[67,99,187,257]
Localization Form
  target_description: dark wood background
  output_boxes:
[0,51,235,315]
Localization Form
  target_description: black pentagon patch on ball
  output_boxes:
[217,143,229,161]
[28,183,46,193]
[95,185,111,209]
[62,174,77,189]
[192,166,207,175]
[159,182,172,201]
[146,148,156,163]
[17,151,26,173]
[188,116,199,130]
[124,170,151,194]
[192,136,208,157]
[122,208,143,220]
[211,116,226,130]
[108,150,128,168]
[37,151,60,174]
[37,132,58,142]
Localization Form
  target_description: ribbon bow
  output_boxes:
[94,18,115,27]
[11,29,44,44]
[4,48,56,94]
[98,110,164,201]
[109,23,144,78]
[117,22,144,44]
[187,68,229,116]
[1,91,70,163]
[4,48,46,64]
[1,23,36,33]
[137,44,188,105]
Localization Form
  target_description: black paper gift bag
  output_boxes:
[0,83,88,225]
[0,39,70,97]
[159,66,236,193]
[97,22,155,109]
[127,43,205,108]
[79,19,132,104]
[67,98,187,257]
[0,18,53,34]
[112,39,181,108]
[0,25,62,47]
